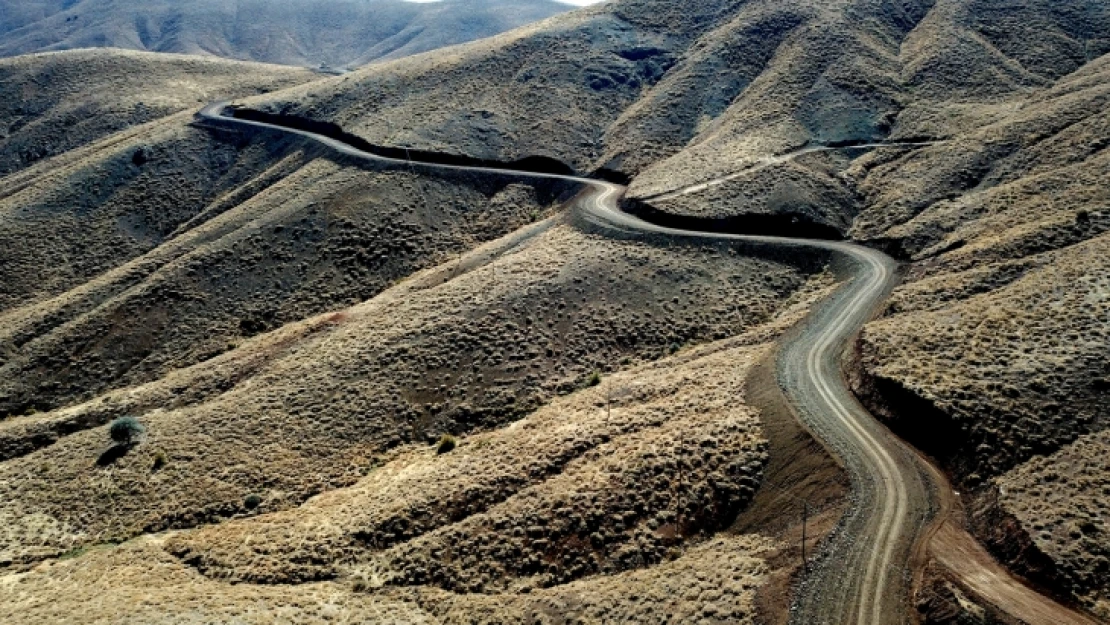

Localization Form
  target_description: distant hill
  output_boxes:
[0,0,574,68]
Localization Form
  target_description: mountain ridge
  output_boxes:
[0,0,575,68]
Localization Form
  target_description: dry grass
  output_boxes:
[0,309,817,622]
[0,48,316,176]
[996,430,1110,617]
[0,531,775,624]
[407,534,776,624]
[0,223,810,569]
[0,0,573,69]
[0,536,432,624]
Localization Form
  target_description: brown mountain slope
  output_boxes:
[0,0,574,69]
[0,323,798,623]
[0,48,317,176]
[0,122,575,415]
[0,221,815,567]
[1,0,1109,621]
[245,0,1107,236]
[846,51,1110,616]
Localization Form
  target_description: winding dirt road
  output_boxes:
[194,102,1098,625]
[579,175,933,625]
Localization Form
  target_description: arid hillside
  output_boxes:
[0,0,573,69]
[850,50,1110,616]
[1,0,1109,622]
[0,48,317,176]
[0,11,839,615]
[246,0,1107,236]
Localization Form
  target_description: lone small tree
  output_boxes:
[109,416,144,446]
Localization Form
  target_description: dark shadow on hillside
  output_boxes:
[96,443,133,466]
[227,106,577,177]
[622,197,846,241]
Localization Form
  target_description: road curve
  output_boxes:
[191,102,1074,624]
[580,177,934,625]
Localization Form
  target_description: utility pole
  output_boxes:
[802,500,809,577]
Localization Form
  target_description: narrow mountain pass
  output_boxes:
[193,102,1094,625]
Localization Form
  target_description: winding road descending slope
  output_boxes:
[192,103,1096,625]
[580,175,934,625]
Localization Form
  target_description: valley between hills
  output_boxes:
[1,1,1108,624]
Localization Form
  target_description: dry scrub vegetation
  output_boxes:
[0,48,316,176]
[167,330,776,591]
[2,0,1110,620]
[0,312,803,623]
[995,430,1110,618]
[0,222,810,570]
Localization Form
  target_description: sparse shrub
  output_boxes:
[436,434,457,455]
[244,494,262,509]
[108,416,144,446]
[152,450,168,470]
[1076,209,1090,224]
[586,370,602,387]
[131,146,149,166]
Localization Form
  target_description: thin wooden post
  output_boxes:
[802,500,809,576]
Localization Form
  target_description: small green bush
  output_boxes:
[244,494,262,509]
[586,370,601,387]
[151,450,168,470]
[436,434,457,455]
[109,416,144,446]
